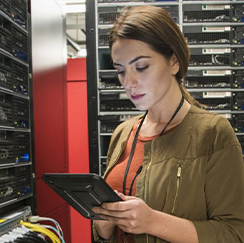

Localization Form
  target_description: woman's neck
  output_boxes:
[140,94,191,137]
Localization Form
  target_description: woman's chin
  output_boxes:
[134,105,149,111]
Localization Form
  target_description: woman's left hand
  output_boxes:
[92,193,154,234]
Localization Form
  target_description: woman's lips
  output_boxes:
[131,94,145,100]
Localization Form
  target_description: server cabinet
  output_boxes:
[87,0,244,184]
[0,0,34,218]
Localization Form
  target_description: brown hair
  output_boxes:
[109,6,201,107]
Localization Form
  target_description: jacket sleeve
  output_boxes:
[193,115,244,243]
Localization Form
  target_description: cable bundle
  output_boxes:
[20,216,65,243]
[0,225,47,242]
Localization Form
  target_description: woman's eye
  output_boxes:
[117,70,125,75]
[136,66,149,72]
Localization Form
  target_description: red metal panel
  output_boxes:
[45,204,71,243]
[70,208,92,243]
[33,67,68,179]
[67,58,87,81]
[67,81,89,173]
[67,58,91,243]
[67,81,91,243]
[36,178,65,216]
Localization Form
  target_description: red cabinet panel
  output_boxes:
[36,179,65,216]
[67,58,91,243]
[45,204,71,243]
[67,58,87,81]
[67,81,89,173]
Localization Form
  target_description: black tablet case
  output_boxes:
[42,173,122,220]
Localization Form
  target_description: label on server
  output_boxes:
[203,92,232,98]
[202,48,231,54]
[202,26,231,32]
[119,93,128,99]
[203,70,231,76]
[202,5,230,10]
[220,114,232,119]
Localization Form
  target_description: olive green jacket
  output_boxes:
[93,105,244,243]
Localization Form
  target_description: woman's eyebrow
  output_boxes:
[128,55,151,65]
[113,62,123,67]
[113,55,151,67]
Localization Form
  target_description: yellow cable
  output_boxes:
[20,220,61,243]
[20,223,57,243]
[22,224,58,243]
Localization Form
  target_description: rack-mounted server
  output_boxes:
[184,25,244,45]
[0,13,28,62]
[0,0,27,30]
[0,130,30,165]
[0,91,29,128]
[189,47,244,67]
[184,69,244,89]
[100,114,138,133]
[100,93,136,111]
[0,53,29,95]
[99,74,122,90]
[183,3,244,23]
[0,165,31,205]
[98,5,179,24]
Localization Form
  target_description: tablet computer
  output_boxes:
[42,173,122,220]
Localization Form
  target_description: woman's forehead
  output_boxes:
[111,39,156,60]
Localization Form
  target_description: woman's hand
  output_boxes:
[93,192,199,243]
[93,219,116,240]
[92,192,154,234]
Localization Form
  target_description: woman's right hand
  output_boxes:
[93,219,116,240]
[92,190,121,240]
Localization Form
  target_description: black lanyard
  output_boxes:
[122,95,185,195]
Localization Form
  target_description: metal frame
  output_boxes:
[86,0,100,175]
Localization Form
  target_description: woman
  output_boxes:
[92,6,244,243]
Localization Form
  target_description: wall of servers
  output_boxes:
[0,0,32,218]
[96,0,244,174]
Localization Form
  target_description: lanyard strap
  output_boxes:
[122,110,148,195]
[122,95,185,195]
[159,95,185,136]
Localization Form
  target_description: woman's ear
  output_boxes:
[170,54,180,75]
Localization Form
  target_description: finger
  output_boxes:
[122,195,140,201]
[92,205,126,218]
[93,205,135,221]
[117,192,127,201]
[92,206,112,216]
[116,193,139,201]
[102,201,130,211]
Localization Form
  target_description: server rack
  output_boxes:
[87,0,244,177]
[0,0,34,217]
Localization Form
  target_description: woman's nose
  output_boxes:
[123,72,138,89]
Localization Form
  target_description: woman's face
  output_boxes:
[111,39,180,111]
